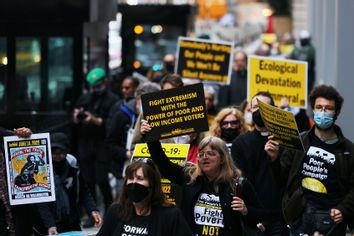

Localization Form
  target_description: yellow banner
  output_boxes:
[248,56,308,108]
[133,143,190,158]
[258,99,304,151]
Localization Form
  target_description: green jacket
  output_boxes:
[273,125,354,227]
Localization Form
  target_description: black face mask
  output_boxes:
[126,183,150,203]
[221,128,240,143]
[252,109,265,127]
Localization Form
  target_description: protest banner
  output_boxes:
[176,37,233,84]
[248,55,308,108]
[257,99,304,151]
[141,82,209,142]
[4,133,55,205]
[132,143,190,206]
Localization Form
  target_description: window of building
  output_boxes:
[48,37,74,111]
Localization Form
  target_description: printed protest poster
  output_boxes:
[248,55,308,108]
[257,99,304,151]
[176,37,233,84]
[4,133,55,205]
[132,143,190,206]
[141,83,209,142]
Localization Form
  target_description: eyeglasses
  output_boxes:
[314,105,335,113]
[220,120,240,127]
[197,150,218,159]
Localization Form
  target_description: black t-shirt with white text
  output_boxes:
[301,135,343,209]
[120,215,150,236]
[194,183,224,236]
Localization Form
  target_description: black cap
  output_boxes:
[50,132,69,150]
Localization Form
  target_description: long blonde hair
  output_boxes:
[186,136,241,192]
[208,107,247,137]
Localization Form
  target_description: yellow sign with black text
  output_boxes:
[257,99,304,151]
[132,143,190,206]
[248,56,308,108]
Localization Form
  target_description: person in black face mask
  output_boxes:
[97,160,193,236]
[72,68,119,227]
[33,132,102,235]
[231,92,290,236]
[208,107,247,152]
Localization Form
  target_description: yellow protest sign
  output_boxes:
[248,56,308,108]
[257,99,304,151]
[133,143,190,206]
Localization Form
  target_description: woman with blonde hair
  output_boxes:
[208,107,247,151]
[141,120,261,236]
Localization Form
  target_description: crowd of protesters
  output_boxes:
[0,29,353,236]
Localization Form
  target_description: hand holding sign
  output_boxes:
[141,119,152,135]
[264,135,280,161]
[257,99,304,151]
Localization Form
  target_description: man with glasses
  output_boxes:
[265,85,354,235]
[231,91,289,236]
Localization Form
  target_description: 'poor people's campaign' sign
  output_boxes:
[141,83,209,141]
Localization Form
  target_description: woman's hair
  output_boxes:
[115,160,171,222]
[160,74,184,89]
[208,107,247,137]
[186,136,241,192]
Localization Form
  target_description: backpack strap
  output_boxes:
[120,104,137,124]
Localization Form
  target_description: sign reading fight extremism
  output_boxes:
[133,143,190,206]
[257,99,304,151]
[176,37,233,85]
[248,56,308,108]
[141,83,209,142]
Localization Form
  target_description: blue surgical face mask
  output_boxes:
[314,111,334,129]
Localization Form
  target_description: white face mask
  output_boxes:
[173,134,191,144]
[244,112,253,125]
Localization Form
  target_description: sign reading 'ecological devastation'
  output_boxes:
[248,56,308,108]
[141,83,209,142]
[176,37,233,84]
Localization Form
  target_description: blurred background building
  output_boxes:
[1,0,354,140]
